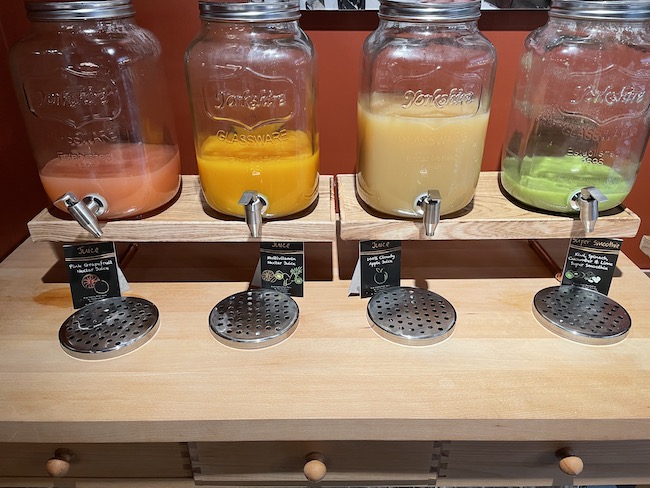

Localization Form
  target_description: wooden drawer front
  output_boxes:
[190,441,437,485]
[441,440,650,487]
[0,443,191,479]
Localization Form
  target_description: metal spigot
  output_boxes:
[417,190,442,237]
[570,186,608,234]
[55,192,107,238]
[238,190,267,238]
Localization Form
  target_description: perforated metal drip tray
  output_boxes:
[59,297,160,360]
[367,286,457,346]
[533,285,632,345]
[209,289,299,349]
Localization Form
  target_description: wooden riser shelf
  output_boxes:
[641,235,650,258]
[28,172,641,244]
[337,172,641,241]
[27,175,337,243]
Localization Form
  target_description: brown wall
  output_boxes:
[1,1,649,268]
[0,0,48,260]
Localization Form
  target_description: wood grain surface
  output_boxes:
[642,235,650,258]
[2,237,650,444]
[27,176,336,243]
[338,173,641,240]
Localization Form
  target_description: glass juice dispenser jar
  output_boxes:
[357,0,496,235]
[9,0,181,236]
[185,0,319,237]
[500,0,650,232]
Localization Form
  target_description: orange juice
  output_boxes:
[357,97,489,216]
[197,129,319,217]
[39,143,181,219]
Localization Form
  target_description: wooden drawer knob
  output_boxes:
[556,448,584,476]
[46,448,77,478]
[304,452,327,482]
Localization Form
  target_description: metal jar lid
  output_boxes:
[533,285,632,345]
[550,0,650,21]
[209,289,299,349]
[199,0,300,22]
[378,0,481,22]
[25,0,135,21]
[58,297,159,360]
[367,286,457,346]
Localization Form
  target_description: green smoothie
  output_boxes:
[501,156,632,213]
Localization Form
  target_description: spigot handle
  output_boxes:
[55,192,107,238]
[573,187,608,234]
[238,191,266,238]
[417,190,442,237]
[580,186,608,203]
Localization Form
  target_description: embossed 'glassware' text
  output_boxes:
[9,0,181,219]
[356,0,496,218]
[500,0,650,214]
[185,0,319,219]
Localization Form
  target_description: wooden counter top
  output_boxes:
[1,238,650,444]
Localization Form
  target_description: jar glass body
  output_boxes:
[357,14,496,217]
[500,12,650,213]
[9,12,181,219]
[185,16,319,218]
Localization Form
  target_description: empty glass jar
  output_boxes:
[357,0,496,219]
[9,0,181,220]
[500,0,650,214]
[185,0,319,220]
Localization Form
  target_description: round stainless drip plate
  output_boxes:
[367,286,456,346]
[209,289,299,349]
[533,285,631,345]
[59,297,159,359]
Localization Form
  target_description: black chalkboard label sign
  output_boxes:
[359,240,401,298]
[64,242,121,309]
[260,242,305,297]
[561,237,622,295]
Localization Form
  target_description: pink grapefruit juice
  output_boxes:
[39,143,181,219]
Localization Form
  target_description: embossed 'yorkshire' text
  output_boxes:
[572,85,647,107]
[402,88,475,109]
[215,89,286,111]
[24,72,119,128]
[37,85,113,109]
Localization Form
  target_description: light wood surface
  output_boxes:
[2,237,650,446]
[27,175,336,243]
[303,453,327,482]
[642,235,650,258]
[337,173,641,240]
[45,448,76,477]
